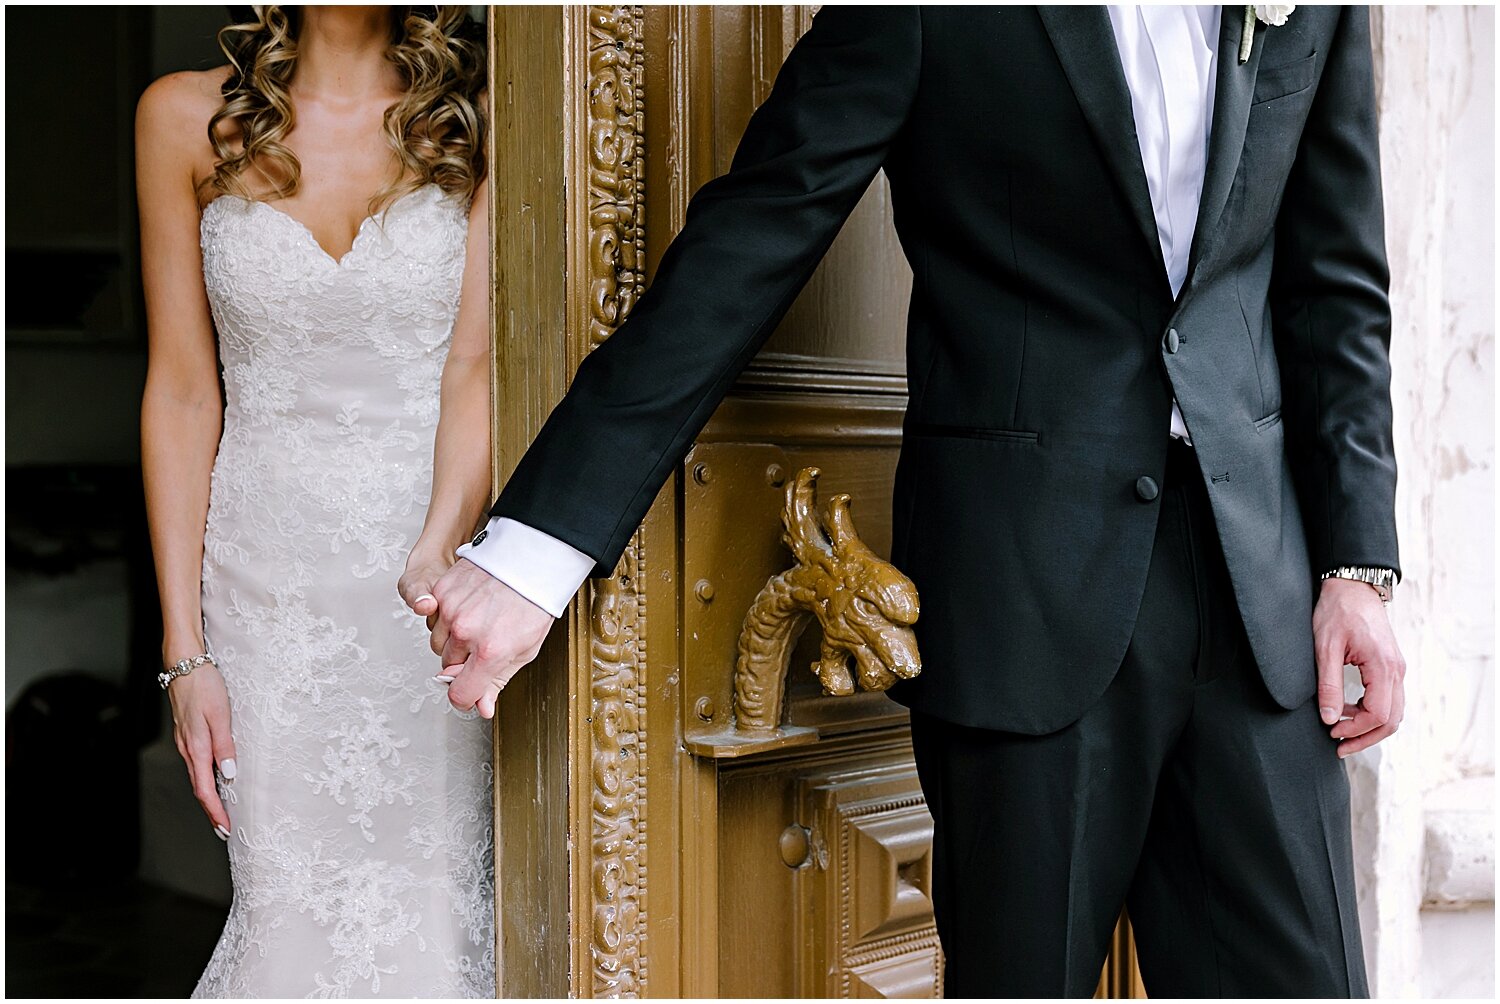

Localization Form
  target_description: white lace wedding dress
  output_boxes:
[192,183,495,998]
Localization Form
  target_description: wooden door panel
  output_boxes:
[796,756,943,998]
[715,738,941,998]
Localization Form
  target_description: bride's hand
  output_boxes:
[167,658,236,840]
[399,544,452,621]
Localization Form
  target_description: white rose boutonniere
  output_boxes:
[1241,4,1296,63]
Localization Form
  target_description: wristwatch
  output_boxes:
[1321,566,1396,604]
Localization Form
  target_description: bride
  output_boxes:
[137,6,495,996]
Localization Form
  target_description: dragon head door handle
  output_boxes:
[733,467,922,735]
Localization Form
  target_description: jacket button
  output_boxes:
[1165,328,1181,353]
[1135,476,1160,502]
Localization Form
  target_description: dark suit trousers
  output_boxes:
[910,439,1368,998]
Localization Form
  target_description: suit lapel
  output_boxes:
[1184,6,1266,283]
[1036,6,1167,284]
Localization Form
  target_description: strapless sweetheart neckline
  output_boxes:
[204,183,444,269]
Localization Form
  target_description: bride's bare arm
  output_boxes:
[137,72,236,837]
[399,180,494,619]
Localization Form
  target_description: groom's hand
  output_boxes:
[1313,578,1407,758]
[428,558,554,718]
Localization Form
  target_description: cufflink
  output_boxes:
[470,528,488,547]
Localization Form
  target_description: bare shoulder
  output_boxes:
[137,66,233,196]
[136,66,231,151]
[137,66,231,132]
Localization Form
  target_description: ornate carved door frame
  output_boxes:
[488,8,654,997]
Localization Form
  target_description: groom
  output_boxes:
[422,6,1405,996]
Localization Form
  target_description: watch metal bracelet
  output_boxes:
[1321,565,1395,603]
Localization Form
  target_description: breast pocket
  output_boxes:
[1252,52,1317,105]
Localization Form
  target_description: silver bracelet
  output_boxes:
[159,653,216,690]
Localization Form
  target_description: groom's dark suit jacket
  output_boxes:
[492,6,1399,733]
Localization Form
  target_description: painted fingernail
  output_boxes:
[1320,707,1339,724]
[214,824,230,841]
[220,758,238,780]
[434,675,455,684]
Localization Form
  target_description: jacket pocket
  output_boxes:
[907,422,1040,445]
[1253,409,1283,432]
[1252,52,1316,105]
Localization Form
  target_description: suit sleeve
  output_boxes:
[489,7,923,577]
[1270,5,1401,578]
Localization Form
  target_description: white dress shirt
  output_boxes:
[463,5,1223,617]
[1109,3,1221,440]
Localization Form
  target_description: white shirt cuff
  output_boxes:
[455,516,595,618]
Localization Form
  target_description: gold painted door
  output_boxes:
[486,7,1144,998]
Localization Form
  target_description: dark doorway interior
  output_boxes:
[6,6,237,997]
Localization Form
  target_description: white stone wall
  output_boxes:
[1352,6,1495,997]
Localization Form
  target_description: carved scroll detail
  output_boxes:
[585,5,646,348]
[735,468,922,734]
[584,6,647,998]
[589,536,646,998]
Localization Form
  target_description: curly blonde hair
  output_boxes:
[207,6,486,209]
